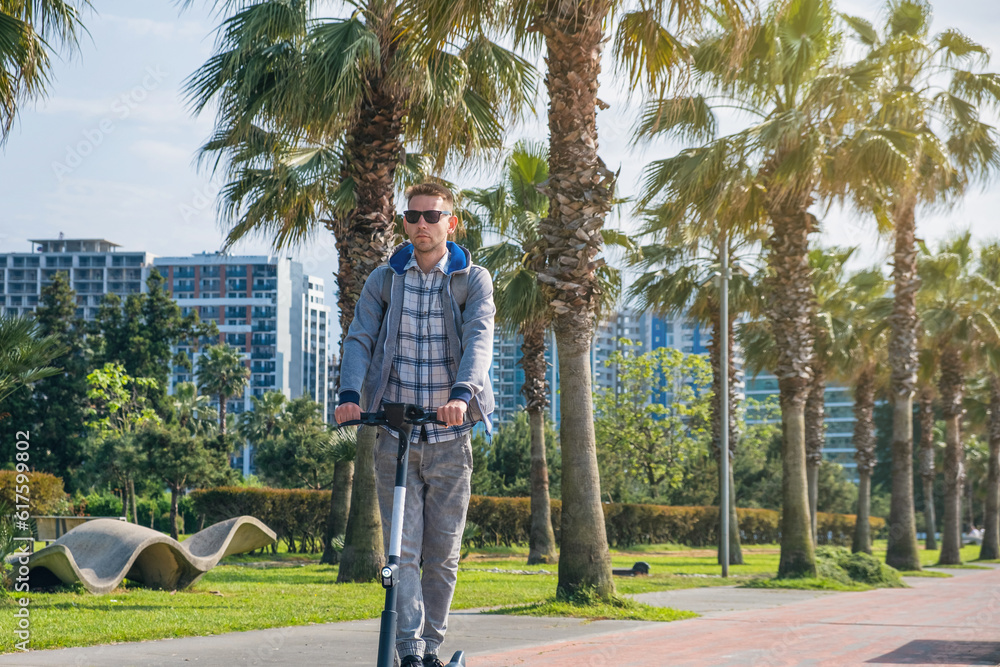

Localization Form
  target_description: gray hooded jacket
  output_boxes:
[338,242,495,433]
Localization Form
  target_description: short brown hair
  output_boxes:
[405,182,455,209]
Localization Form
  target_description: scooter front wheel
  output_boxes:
[445,650,466,666]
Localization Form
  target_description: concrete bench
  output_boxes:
[32,516,126,543]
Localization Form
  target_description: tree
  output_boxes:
[172,381,218,436]
[254,397,337,490]
[237,390,286,445]
[594,343,712,503]
[84,363,160,524]
[464,140,559,564]
[490,0,749,600]
[29,272,91,486]
[918,232,1000,564]
[321,425,356,565]
[833,267,891,553]
[0,0,88,143]
[978,242,1000,560]
[840,0,1000,571]
[140,424,229,540]
[633,0,881,577]
[0,314,63,405]
[93,269,213,416]
[627,239,763,563]
[803,247,857,542]
[186,0,536,585]
[197,343,249,441]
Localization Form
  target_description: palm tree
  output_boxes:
[839,0,1000,571]
[470,0,751,599]
[186,0,535,584]
[0,0,88,143]
[628,145,767,565]
[237,390,286,445]
[464,140,559,565]
[918,232,1000,564]
[804,247,856,542]
[632,0,881,577]
[0,314,64,406]
[976,242,1000,560]
[832,268,891,554]
[197,343,250,440]
[172,381,218,435]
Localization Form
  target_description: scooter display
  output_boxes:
[338,402,467,667]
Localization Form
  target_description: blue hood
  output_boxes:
[387,241,469,275]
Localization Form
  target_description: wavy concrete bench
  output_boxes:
[12,516,275,594]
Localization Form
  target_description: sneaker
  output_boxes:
[401,656,423,667]
[423,655,445,667]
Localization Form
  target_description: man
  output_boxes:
[335,182,495,667]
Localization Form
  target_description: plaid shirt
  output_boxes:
[384,253,473,443]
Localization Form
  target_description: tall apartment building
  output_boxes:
[0,238,154,319]
[744,372,858,477]
[490,308,712,429]
[152,253,331,475]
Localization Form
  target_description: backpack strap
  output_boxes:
[451,271,468,313]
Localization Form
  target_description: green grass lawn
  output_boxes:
[1,539,988,653]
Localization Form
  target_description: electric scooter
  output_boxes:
[339,402,467,667]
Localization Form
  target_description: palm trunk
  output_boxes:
[919,388,938,550]
[169,484,180,541]
[521,320,557,565]
[938,346,965,564]
[855,469,872,554]
[708,307,742,565]
[766,205,817,579]
[218,392,227,438]
[527,409,558,564]
[980,376,1000,560]
[552,336,613,598]
[333,72,404,582]
[321,459,354,565]
[129,477,138,525]
[337,427,384,581]
[806,361,826,544]
[852,365,876,554]
[538,0,615,601]
[886,199,922,570]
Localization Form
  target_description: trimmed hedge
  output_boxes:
[0,471,68,515]
[190,487,329,554]
[466,496,886,548]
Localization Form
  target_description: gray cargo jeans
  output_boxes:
[374,427,473,659]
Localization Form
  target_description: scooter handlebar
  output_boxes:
[336,404,446,429]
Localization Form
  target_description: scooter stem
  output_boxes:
[376,426,412,667]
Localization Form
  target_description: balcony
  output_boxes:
[252,321,276,332]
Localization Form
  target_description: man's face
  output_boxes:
[404,194,457,255]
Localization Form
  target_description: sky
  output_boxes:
[1,0,999,343]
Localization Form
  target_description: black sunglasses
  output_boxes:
[403,209,451,224]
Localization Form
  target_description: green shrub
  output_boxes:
[464,496,886,548]
[0,471,68,515]
[190,487,328,554]
[76,493,123,517]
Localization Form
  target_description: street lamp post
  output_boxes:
[720,231,730,578]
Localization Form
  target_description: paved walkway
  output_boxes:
[2,566,998,666]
